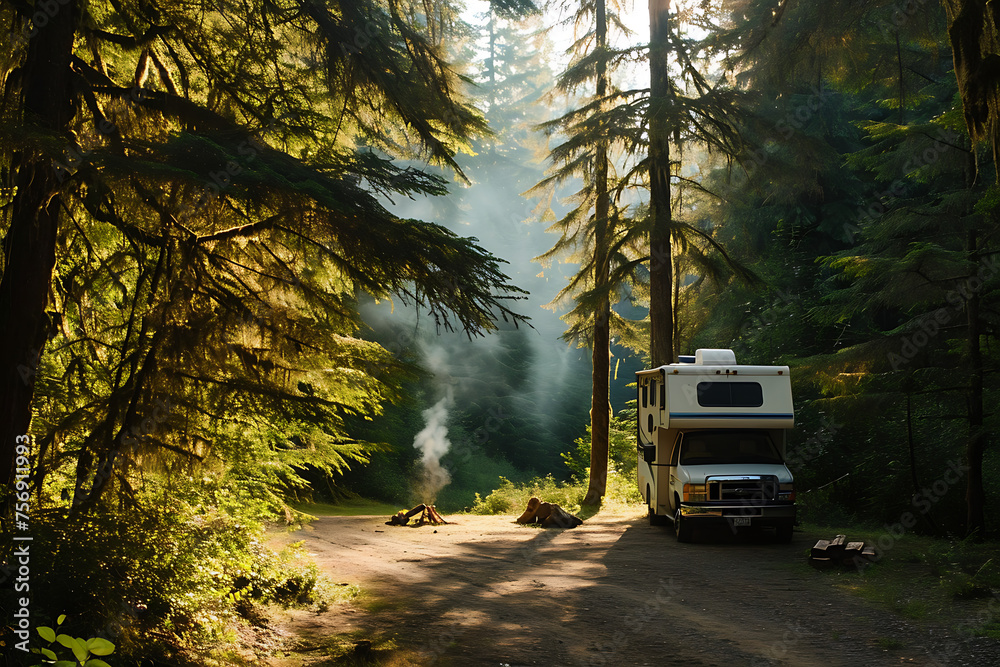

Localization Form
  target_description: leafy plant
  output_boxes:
[31,616,114,667]
[470,475,583,515]
[562,408,639,483]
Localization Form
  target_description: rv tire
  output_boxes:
[775,521,794,543]
[648,485,669,525]
[648,505,669,526]
[674,508,692,542]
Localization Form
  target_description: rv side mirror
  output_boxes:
[642,444,656,463]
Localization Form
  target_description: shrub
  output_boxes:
[469,466,641,516]
[21,471,326,663]
[562,409,638,483]
[470,475,584,515]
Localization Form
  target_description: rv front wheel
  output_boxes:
[775,520,794,543]
[674,508,692,542]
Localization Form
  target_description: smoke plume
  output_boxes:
[412,390,454,502]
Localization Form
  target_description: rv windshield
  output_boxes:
[679,431,783,465]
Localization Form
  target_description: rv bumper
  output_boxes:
[679,502,795,527]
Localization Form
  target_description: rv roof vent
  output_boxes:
[695,348,737,365]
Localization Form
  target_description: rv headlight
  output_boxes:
[779,483,795,501]
[683,484,707,502]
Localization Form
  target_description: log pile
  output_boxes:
[515,497,583,528]
[385,503,449,527]
[809,534,877,569]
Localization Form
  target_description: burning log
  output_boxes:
[386,504,426,526]
[415,505,448,526]
[385,503,449,527]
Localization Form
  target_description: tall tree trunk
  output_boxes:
[0,4,77,497]
[672,252,681,359]
[941,0,1000,182]
[905,388,941,534]
[648,0,674,367]
[488,7,496,110]
[583,0,611,506]
[965,230,986,538]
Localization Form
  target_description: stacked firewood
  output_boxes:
[810,534,878,568]
[385,503,448,526]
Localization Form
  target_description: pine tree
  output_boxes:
[530,0,644,505]
[704,0,997,537]
[0,0,529,509]
[645,0,747,364]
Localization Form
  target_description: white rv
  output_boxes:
[636,349,796,542]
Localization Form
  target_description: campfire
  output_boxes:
[385,503,449,527]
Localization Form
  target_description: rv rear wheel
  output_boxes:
[647,485,668,526]
[648,505,668,526]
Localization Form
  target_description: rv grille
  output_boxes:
[707,476,779,502]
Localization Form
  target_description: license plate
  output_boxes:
[731,517,752,527]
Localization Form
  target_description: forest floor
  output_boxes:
[263,505,1000,667]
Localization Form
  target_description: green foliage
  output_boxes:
[31,615,115,667]
[562,408,639,483]
[469,458,641,516]
[4,0,531,514]
[341,312,590,512]
[25,476,328,661]
[435,449,526,512]
[602,464,643,505]
[679,0,1000,538]
[1,0,539,659]
[795,485,858,528]
[470,475,584,515]
[803,523,1000,637]
[261,541,323,607]
[923,536,1000,599]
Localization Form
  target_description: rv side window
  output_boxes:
[697,381,764,408]
[642,381,648,408]
[650,379,657,407]
[660,383,665,408]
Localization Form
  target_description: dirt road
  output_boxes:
[269,507,999,666]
